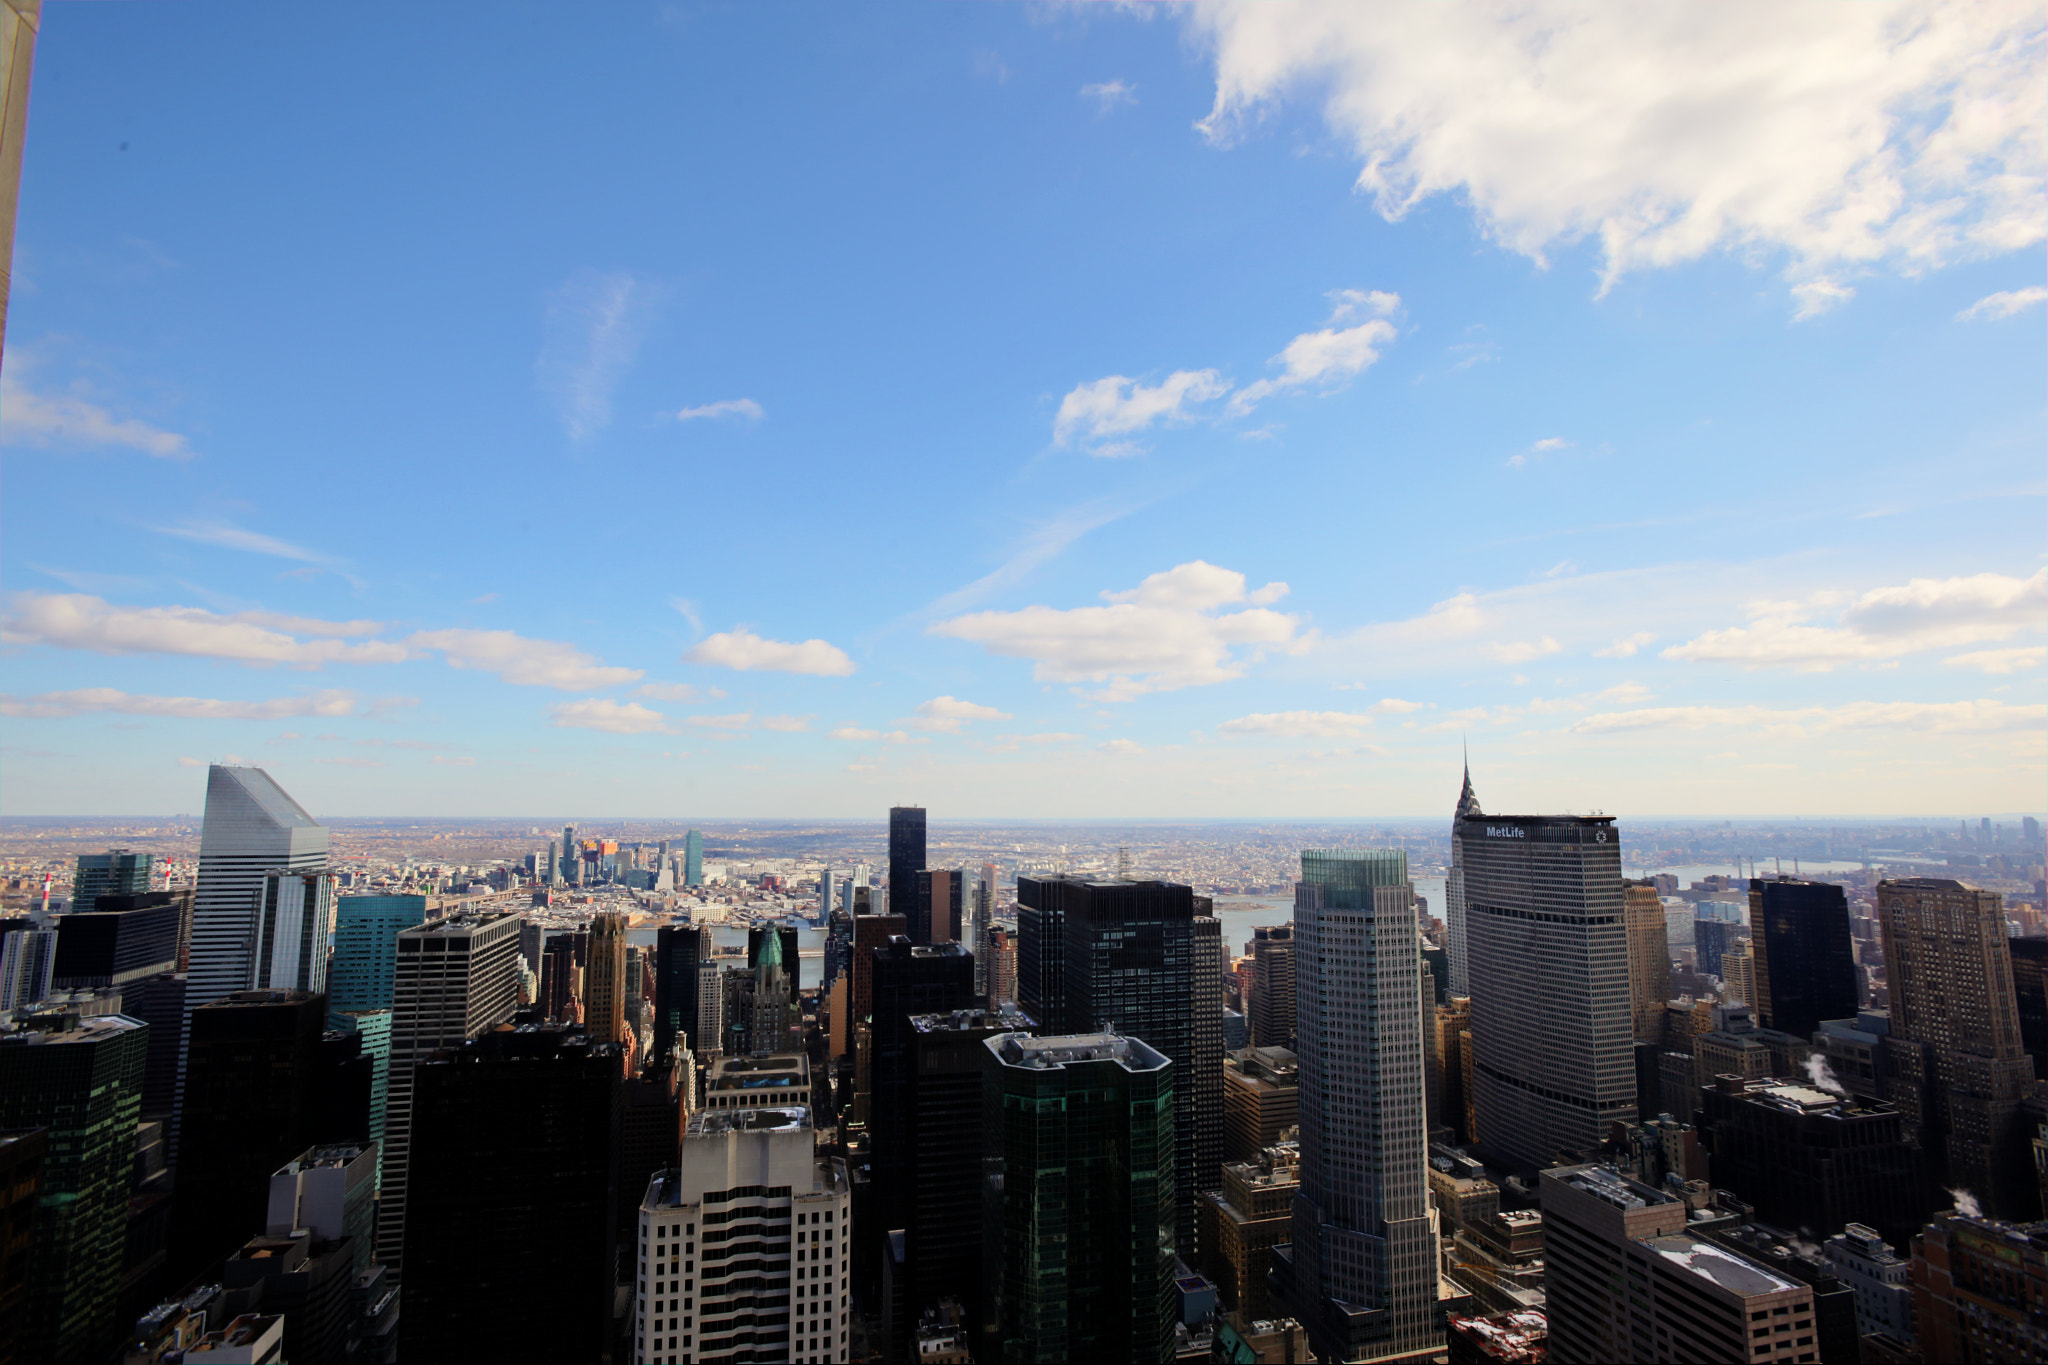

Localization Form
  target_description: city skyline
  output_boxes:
[0,4,2041,819]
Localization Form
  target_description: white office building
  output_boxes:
[1824,1223,1916,1341]
[636,1106,850,1365]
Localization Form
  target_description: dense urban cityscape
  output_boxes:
[3,764,2046,1363]
[4,4,2044,1365]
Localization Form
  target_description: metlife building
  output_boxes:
[1458,810,1637,1171]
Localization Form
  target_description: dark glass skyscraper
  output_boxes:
[1460,807,1636,1170]
[867,940,976,1275]
[403,1025,621,1364]
[1015,874,1205,1250]
[987,1032,1175,1365]
[1749,876,1858,1038]
[653,924,712,1061]
[888,806,926,920]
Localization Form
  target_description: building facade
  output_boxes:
[327,895,428,1014]
[1461,812,1636,1171]
[1751,877,1858,1038]
[1624,880,1672,1045]
[637,1106,850,1365]
[1280,848,1436,1363]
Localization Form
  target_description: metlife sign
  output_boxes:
[1484,827,1526,839]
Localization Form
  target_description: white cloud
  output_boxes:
[634,682,726,702]
[2,593,411,666]
[1488,636,1562,664]
[686,629,856,676]
[1595,631,1657,658]
[1664,569,2047,670]
[1053,370,1228,450]
[908,696,1014,733]
[409,628,642,690]
[160,523,334,564]
[985,731,1083,753]
[0,687,365,720]
[0,368,192,458]
[176,756,206,768]
[1080,79,1137,112]
[234,611,384,638]
[682,712,814,734]
[933,561,1299,700]
[537,268,659,441]
[1217,710,1376,738]
[1791,279,1856,320]
[1958,286,2048,320]
[1943,646,2045,674]
[831,725,921,745]
[675,398,763,422]
[1189,3,2046,293]
[1098,738,1145,755]
[1228,297,1399,416]
[1370,697,1425,713]
[548,698,674,735]
[1574,699,2044,736]
[431,755,478,767]
[1508,436,1572,469]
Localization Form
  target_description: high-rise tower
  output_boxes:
[1278,849,1436,1363]
[1623,880,1672,1045]
[1879,877,2036,1217]
[1445,760,1482,998]
[683,829,704,887]
[585,911,629,1047]
[1461,809,1636,1171]
[70,849,153,912]
[888,806,926,920]
[1750,876,1857,1039]
[174,765,328,1165]
[374,910,521,1279]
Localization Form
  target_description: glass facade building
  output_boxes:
[1749,876,1858,1038]
[70,849,153,913]
[987,1031,1175,1365]
[887,807,925,921]
[328,895,429,1014]
[1281,849,1436,1363]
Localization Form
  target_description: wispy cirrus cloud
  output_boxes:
[537,268,661,441]
[1217,710,1376,738]
[0,687,368,720]
[1957,286,2048,320]
[0,364,193,459]
[687,628,856,676]
[1079,79,1137,112]
[160,522,337,565]
[1573,698,2044,736]
[675,398,763,422]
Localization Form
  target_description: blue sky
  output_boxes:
[2,2,2043,818]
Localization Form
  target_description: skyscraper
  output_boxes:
[1879,877,2036,1217]
[403,1025,621,1364]
[1015,874,1203,1249]
[1190,910,1224,1228]
[171,990,326,1282]
[1277,848,1436,1364]
[746,925,800,1055]
[50,894,179,991]
[867,941,976,1275]
[250,869,335,995]
[888,806,926,919]
[1623,880,1672,1045]
[585,911,629,1047]
[0,1013,147,1365]
[375,910,521,1278]
[683,828,704,888]
[912,868,962,946]
[561,824,579,885]
[653,923,712,1062]
[70,849,153,912]
[327,894,428,1014]
[1445,760,1482,998]
[175,765,328,1165]
[1461,807,1636,1171]
[638,1107,850,1365]
[1248,924,1296,1050]
[987,1032,1176,1364]
[1750,876,1857,1038]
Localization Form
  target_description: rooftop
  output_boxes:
[1642,1233,1801,1297]
[1554,1165,1673,1212]
[989,1031,1169,1072]
[688,1105,810,1136]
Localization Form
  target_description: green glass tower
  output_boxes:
[988,1031,1175,1365]
[684,829,704,888]
[0,1013,148,1365]
[69,849,153,912]
[328,894,429,1013]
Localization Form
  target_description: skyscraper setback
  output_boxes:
[1278,849,1435,1364]
[1459,795,1636,1171]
